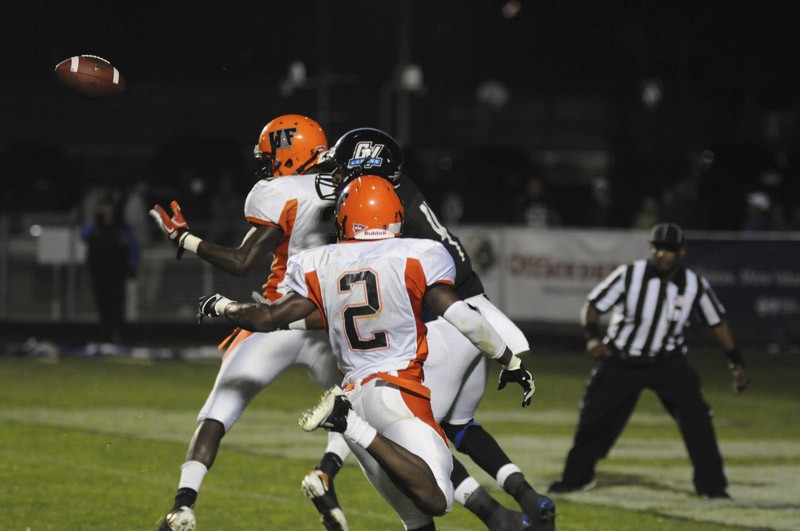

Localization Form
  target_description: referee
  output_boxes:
[549,222,750,498]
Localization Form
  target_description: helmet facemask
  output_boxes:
[253,144,281,180]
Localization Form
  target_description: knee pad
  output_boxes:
[441,420,480,452]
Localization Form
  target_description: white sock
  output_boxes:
[496,463,522,490]
[453,476,481,506]
[325,431,352,462]
[343,410,377,449]
[178,460,208,492]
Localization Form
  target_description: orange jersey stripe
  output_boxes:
[259,199,298,302]
[400,386,447,443]
[403,257,430,382]
[303,270,327,329]
[220,328,253,362]
[244,217,281,229]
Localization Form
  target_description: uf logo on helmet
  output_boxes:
[269,127,297,150]
[348,142,384,169]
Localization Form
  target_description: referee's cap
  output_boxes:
[650,223,686,251]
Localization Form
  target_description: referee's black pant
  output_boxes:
[559,355,727,494]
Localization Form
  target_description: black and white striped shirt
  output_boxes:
[588,259,726,360]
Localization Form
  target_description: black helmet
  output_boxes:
[315,128,403,200]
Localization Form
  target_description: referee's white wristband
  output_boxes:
[179,233,202,254]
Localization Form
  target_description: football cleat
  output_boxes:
[299,386,351,433]
[302,468,349,531]
[486,506,533,530]
[530,495,556,531]
[158,506,196,531]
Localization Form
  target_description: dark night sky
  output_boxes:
[4,1,799,104]
[2,1,799,229]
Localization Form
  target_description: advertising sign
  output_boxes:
[454,226,800,334]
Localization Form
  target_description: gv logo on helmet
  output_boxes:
[348,142,384,168]
[269,127,297,150]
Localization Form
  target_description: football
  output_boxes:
[54,55,126,98]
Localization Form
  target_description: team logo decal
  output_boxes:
[269,127,297,150]
[348,142,384,168]
[353,223,367,233]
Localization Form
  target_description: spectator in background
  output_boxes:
[81,178,149,245]
[439,189,465,226]
[80,188,140,346]
[125,180,152,247]
[771,202,789,230]
[659,181,695,228]
[514,176,562,227]
[586,176,614,227]
[631,195,660,230]
[206,170,245,246]
[742,191,775,231]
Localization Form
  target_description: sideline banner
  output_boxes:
[455,227,800,332]
[687,238,800,331]
[457,227,647,322]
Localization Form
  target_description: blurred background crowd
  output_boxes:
[4,2,800,236]
[1,1,799,349]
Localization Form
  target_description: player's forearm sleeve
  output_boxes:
[442,300,506,359]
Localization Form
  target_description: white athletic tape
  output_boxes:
[181,233,202,254]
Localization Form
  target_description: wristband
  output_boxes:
[288,319,307,330]
[583,321,601,342]
[180,233,202,254]
[503,355,522,371]
[724,347,746,369]
[214,297,234,316]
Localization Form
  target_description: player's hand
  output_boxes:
[587,338,610,360]
[197,293,232,324]
[498,357,535,407]
[149,200,190,260]
[732,366,749,393]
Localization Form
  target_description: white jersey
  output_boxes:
[199,173,341,431]
[244,174,335,302]
[282,238,456,388]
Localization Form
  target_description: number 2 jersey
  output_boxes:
[243,174,335,302]
[281,238,456,388]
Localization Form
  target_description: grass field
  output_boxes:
[1,346,798,530]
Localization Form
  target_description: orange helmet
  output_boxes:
[254,114,328,178]
[335,175,404,241]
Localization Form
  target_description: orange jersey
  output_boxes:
[282,238,456,387]
[243,174,335,301]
